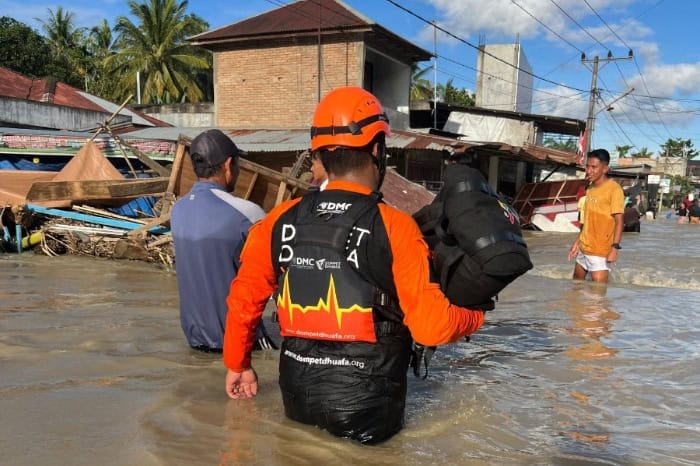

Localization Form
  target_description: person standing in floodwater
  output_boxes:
[567,149,624,283]
[221,87,485,444]
[171,129,275,352]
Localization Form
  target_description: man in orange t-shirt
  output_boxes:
[567,149,624,283]
[222,87,484,444]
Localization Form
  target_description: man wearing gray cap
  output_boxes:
[171,129,275,353]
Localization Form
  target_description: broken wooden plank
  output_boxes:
[26,178,168,202]
[72,205,148,224]
[128,211,171,238]
[243,172,259,200]
[25,204,169,234]
[107,178,168,197]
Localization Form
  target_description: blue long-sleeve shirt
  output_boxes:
[171,181,264,349]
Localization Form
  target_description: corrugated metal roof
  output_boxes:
[123,127,575,164]
[3,125,576,167]
[125,127,471,154]
[0,67,105,113]
[0,67,171,130]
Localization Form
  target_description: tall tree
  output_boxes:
[85,19,117,97]
[615,144,633,158]
[659,138,698,158]
[438,78,475,107]
[632,147,653,158]
[35,7,88,87]
[0,17,54,77]
[410,65,433,102]
[108,0,211,104]
[543,137,578,152]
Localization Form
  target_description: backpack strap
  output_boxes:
[292,190,382,252]
[444,178,495,198]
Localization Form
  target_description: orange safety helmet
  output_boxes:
[310,87,390,152]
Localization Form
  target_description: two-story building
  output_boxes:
[184,0,580,199]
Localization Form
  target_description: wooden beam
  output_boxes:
[243,172,258,200]
[26,204,169,234]
[26,178,168,202]
[110,132,171,177]
[128,211,171,238]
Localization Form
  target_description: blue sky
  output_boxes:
[4,0,700,155]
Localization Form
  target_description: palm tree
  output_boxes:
[410,65,433,102]
[437,78,475,107]
[86,19,116,97]
[659,138,698,158]
[615,144,633,158]
[35,7,87,87]
[107,0,210,104]
[35,7,84,60]
[543,137,578,153]
[632,147,652,158]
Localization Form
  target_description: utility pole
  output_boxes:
[433,20,437,130]
[581,50,633,166]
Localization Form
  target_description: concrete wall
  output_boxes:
[443,111,536,146]
[365,47,411,130]
[213,37,363,128]
[476,43,533,113]
[135,103,214,128]
[0,98,129,131]
[657,156,688,177]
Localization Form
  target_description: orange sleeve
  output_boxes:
[379,205,485,346]
[223,198,301,372]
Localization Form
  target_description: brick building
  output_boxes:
[188,0,431,130]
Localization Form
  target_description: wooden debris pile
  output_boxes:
[9,134,311,267]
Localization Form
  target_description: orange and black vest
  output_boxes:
[270,189,413,444]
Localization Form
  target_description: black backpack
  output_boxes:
[413,163,533,310]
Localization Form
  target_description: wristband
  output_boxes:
[612,243,621,250]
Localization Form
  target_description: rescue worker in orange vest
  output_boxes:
[222,87,485,444]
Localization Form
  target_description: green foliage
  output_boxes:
[669,174,693,195]
[543,137,578,152]
[660,138,698,158]
[438,78,475,107]
[615,144,633,158]
[35,7,89,88]
[631,147,652,158]
[410,65,433,102]
[0,16,60,79]
[107,0,211,104]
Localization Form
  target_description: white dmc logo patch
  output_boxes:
[292,257,342,270]
[317,202,352,215]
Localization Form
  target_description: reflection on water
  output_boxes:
[2,215,700,465]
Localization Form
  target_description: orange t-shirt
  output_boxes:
[579,179,624,256]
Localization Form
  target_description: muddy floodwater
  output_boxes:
[1,216,699,465]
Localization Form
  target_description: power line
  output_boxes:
[383,0,587,93]
[582,0,631,50]
[580,0,674,139]
[548,0,608,51]
[437,53,588,103]
[508,0,584,54]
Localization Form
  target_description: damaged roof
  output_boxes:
[0,67,171,130]
[124,127,577,166]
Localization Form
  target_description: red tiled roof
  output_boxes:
[191,0,369,42]
[0,67,105,113]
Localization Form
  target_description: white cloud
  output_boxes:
[531,86,589,120]
[627,62,700,98]
[421,0,636,48]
